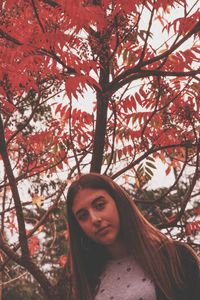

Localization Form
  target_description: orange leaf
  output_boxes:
[185,221,200,236]
[58,255,68,267]
[165,165,171,176]
[194,208,200,215]
[28,236,40,255]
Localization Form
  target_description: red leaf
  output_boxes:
[135,92,142,106]
[58,255,68,267]
[55,103,62,115]
[185,221,200,236]
[1,99,16,113]
[28,236,40,256]
[165,165,171,176]
[194,208,200,215]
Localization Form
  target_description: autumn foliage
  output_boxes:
[0,0,200,298]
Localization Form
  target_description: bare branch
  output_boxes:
[104,100,117,174]
[43,0,60,8]
[0,29,23,45]
[108,21,200,92]
[112,141,199,179]
[69,98,81,175]
[107,69,200,94]
[0,114,29,259]
[31,0,45,33]
[139,2,155,63]
[0,271,28,287]
[158,148,199,229]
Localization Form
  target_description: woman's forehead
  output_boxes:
[72,188,112,211]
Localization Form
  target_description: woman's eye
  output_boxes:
[95,202,105,210]
[78,212,88,221]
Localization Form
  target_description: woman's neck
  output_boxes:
[106,239,129,260]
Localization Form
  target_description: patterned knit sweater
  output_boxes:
[94,255,156,300]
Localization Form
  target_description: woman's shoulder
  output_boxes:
[159,240,200,300]
[160,239,198,255]
[158,239,200,275]
[164,240,200,279]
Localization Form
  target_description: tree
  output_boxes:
[0,0,200,298]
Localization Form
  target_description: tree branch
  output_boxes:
[68,98,81,175]
[108,20,200,92]
[0,232,22,265]
[112,141,199,179]
[107,69,200,94]
[0,29,76,75]
[158,152,199,229]
[140,77,161,148]
[36,49,76,74]
[31,0,45,33]
[43,0,60,8]
[0,29,23,45]
[90,64,110,173]
[139,2,155,63]
[104,100,117,174]
[0,114,29,259]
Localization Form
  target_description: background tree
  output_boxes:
[0,0,200,299]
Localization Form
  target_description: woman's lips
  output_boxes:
[96,226,110,236]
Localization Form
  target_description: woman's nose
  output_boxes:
[90,211,101,225]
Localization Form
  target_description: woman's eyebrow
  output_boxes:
[75,196,105,216]
[91,196,105,204]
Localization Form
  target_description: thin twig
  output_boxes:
[68,98,81,175]
[138,1,155,64]
[104,100,117,174]
[31,0,45,33]
[108,21,200,92]
[0,271,28,287]
[158,148,199,229]
[112,141,199,179]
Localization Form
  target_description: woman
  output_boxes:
[66,173,200,300]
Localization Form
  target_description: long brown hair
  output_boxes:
[66,173,197,300]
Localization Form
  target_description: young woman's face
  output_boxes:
[72,188,120,247]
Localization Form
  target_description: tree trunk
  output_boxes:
[90,92,109,173]
[90,61,110,173]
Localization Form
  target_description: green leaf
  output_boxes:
[145,167,154,176]
[146,156,155,162]
[146,162,156,169]
[137,163,143,174]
